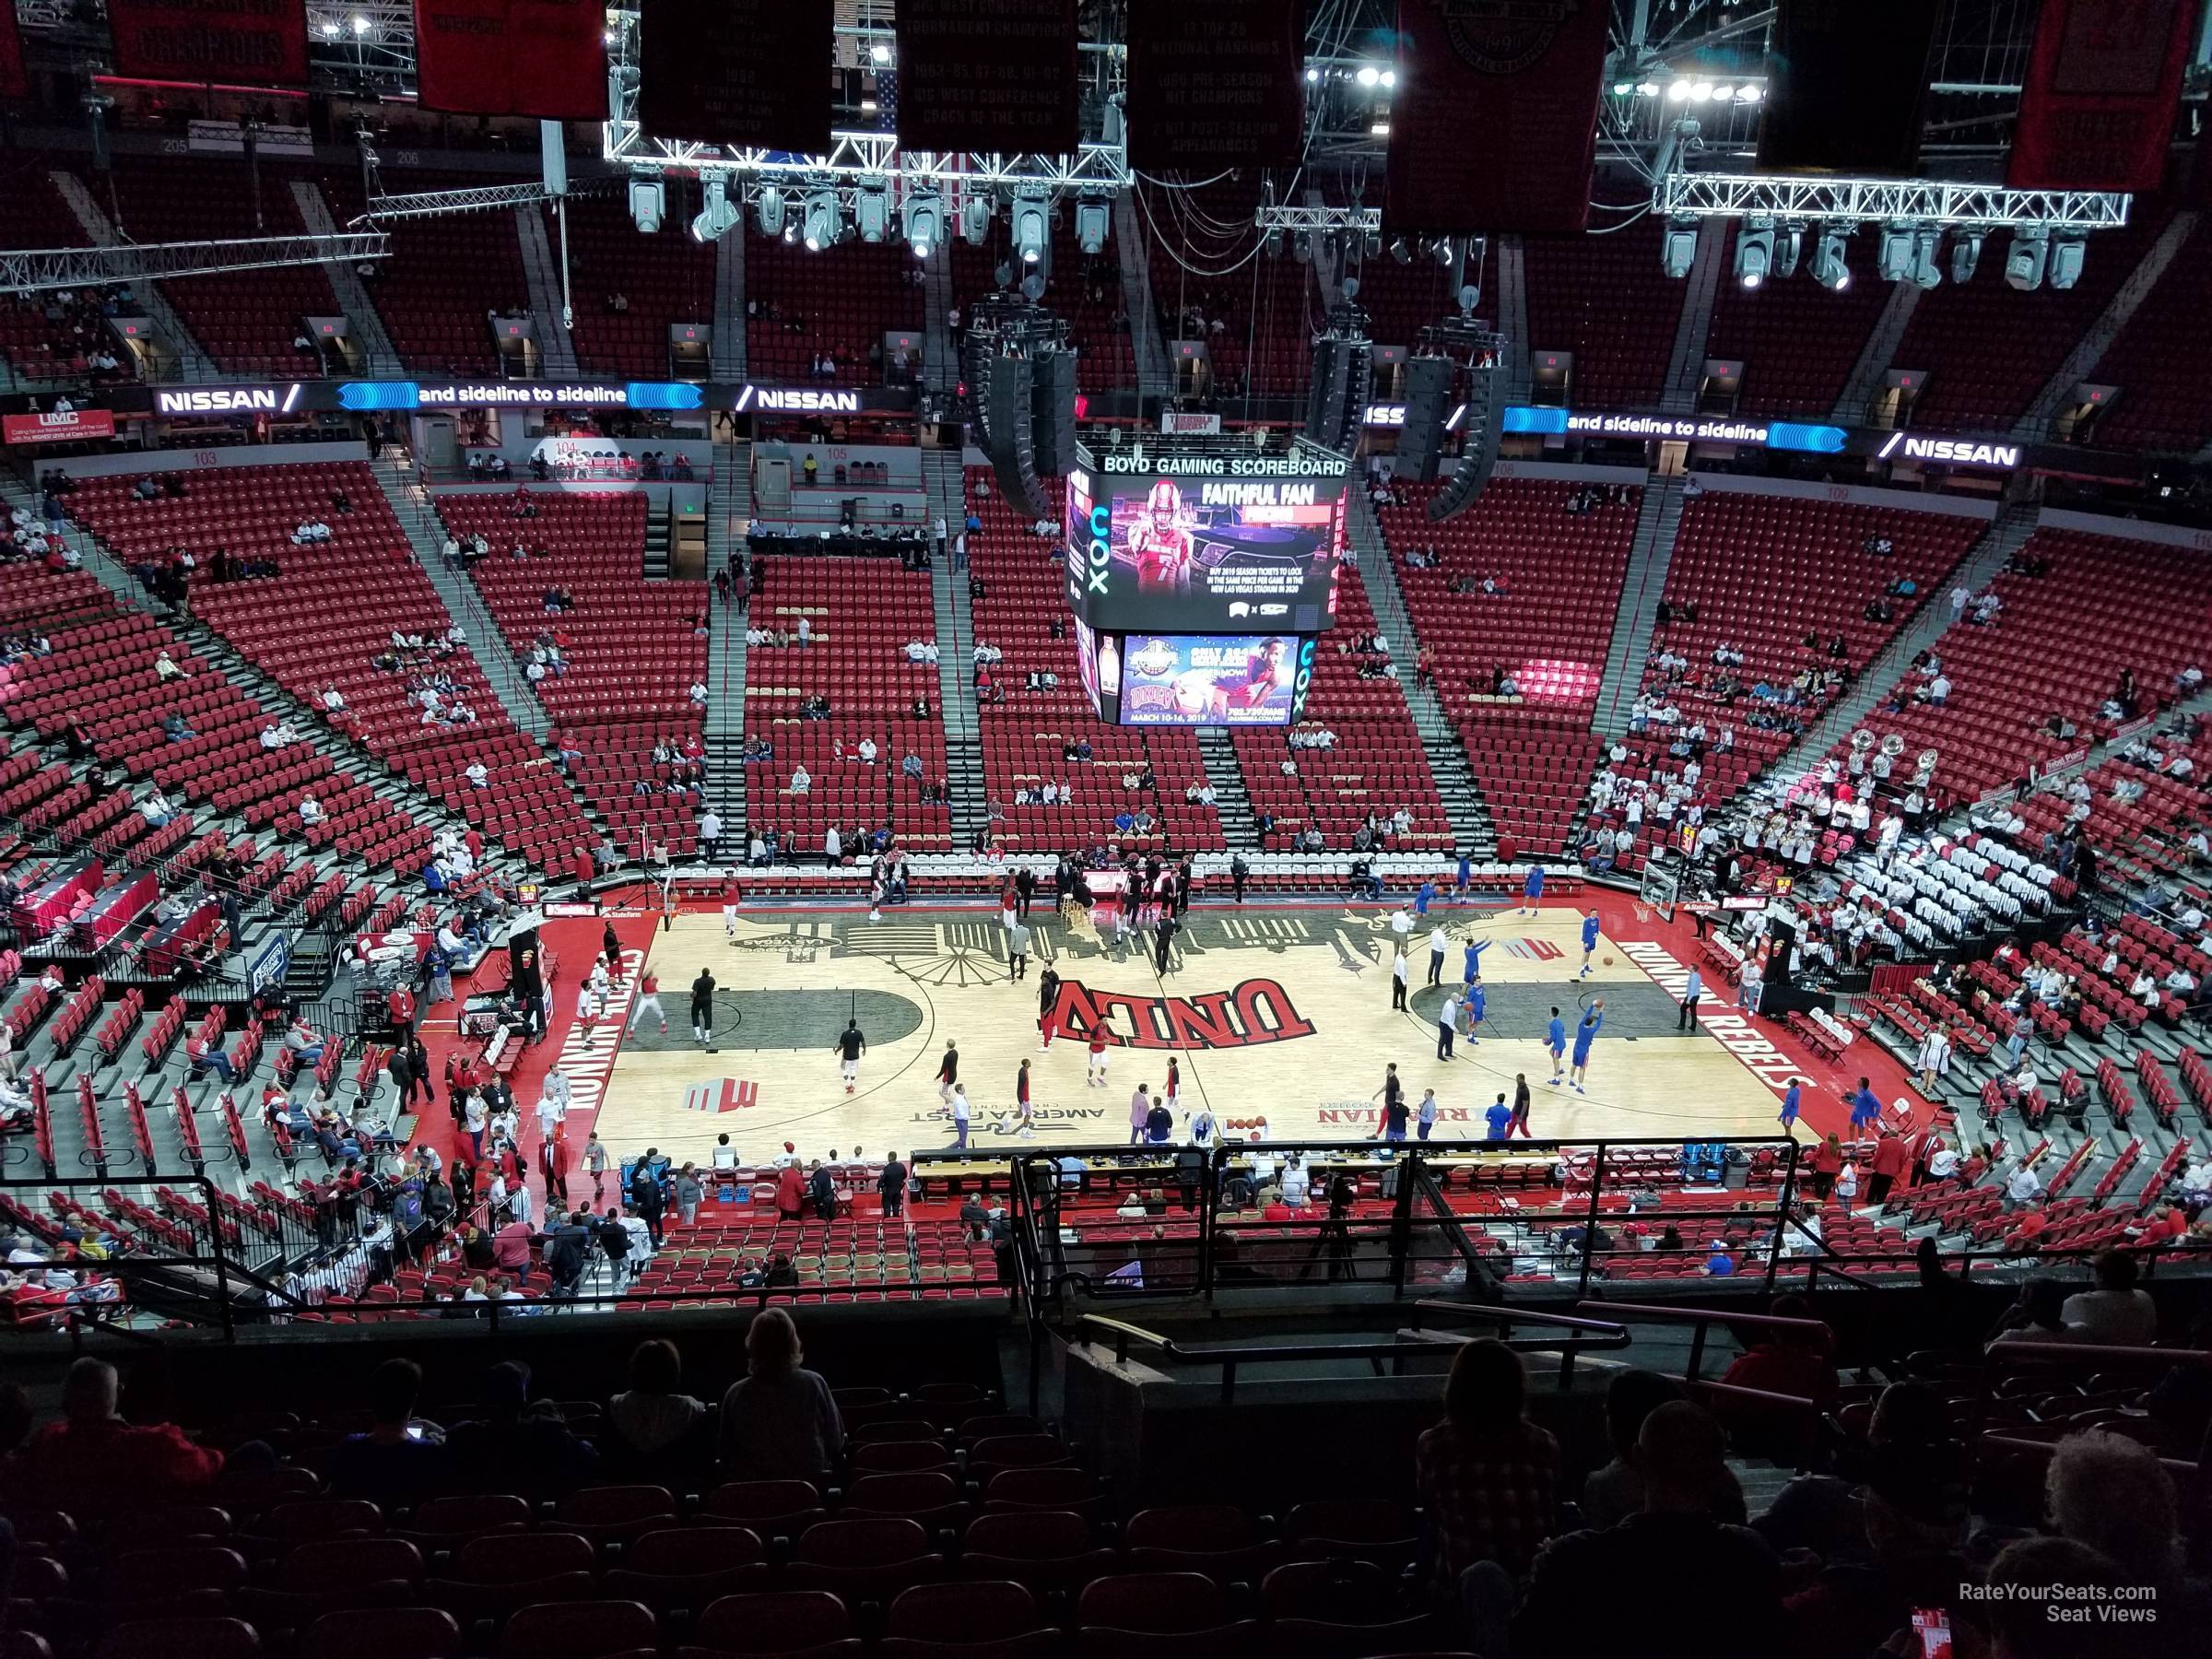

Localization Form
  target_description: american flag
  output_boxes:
[683,1078,757,1114]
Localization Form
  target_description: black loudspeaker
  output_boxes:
[508,927,544,1007]
[1394,355,1454,482]
[1030,350,1077,477]
[1305,335,1371,452]
[987,356,1051,520]
[1426,368,1503,522]
[1762,921,1797,988]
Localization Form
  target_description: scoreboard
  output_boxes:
[1063,436,1347,727]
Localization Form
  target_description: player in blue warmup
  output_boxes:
[1570,998,1605,1093]
[1464,975,1486,1044]
[1780,1078,1803,1134]
[1545,1006,1567,1085]
[1462,935,1489,985]
[1484,1094,1512,1141]
[1519,863,1545,917]
[1579,909,1602,978]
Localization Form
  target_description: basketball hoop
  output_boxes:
[1632,900,1651,924]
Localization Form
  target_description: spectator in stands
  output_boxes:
[19,1357,231,1519]
[1500,1402,1780,1659]
[608,1337,707,1461]
[325,1358,449,1505]
[2061,1248,2158,1345]
[1988,1277,2071,1347]
[1582,1369,1691,1529]
[1414,1337,1560,1595]
[447,1359,598,1498]
[719,1307,842,1480]
[2046,1430,2198,1609]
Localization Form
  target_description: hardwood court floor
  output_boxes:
[594,901,1784,1167]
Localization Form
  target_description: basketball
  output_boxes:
[1603,955,1614,965]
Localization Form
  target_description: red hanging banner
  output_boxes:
[0,6,26,101]
[413,0,607,120]
[105,0,309,89]
[2009,0,2200,193]
[638,0,834,152]
[895,0,1079,157]
[1386,0,1610,235]
[1124,0,1305,172]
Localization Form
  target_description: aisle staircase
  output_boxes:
[291,180,402,374]
[1658,220,1727,414]
[1194,729,1258,848]
[1344,494,1495,859]
[514,205,580,376]
[1832,283,1924,427]
[1594,478,1688,734]
[51,170,218,383]
[924,449,984,844]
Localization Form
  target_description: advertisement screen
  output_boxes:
[1116,634,1300,727]
[1066,468,1344,631]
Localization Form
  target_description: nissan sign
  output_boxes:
[733,385,861,414]
[1880,432,2022,470]
[156,385,300,415]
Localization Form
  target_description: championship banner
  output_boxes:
[1759,0,1938,177]
[1125,0,1305,172]
[0,6,26,101]
[1386,0,1610,235]
[412,0,607,119]
[895,0,1078,158]
[105,0,309,88]
[3,409,116,446]
[2008,0,2200,193]
[638,0,834,152]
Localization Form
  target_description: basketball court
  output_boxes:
[593,900,1796,1164]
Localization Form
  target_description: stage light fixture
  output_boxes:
[1389,237,1412,264]
[1734,218,1774,289]
[1910,228,1943,289]
[628,176,664,235]
[2005,225,2049,291]
[1877,223,1914,283]
[960,194,992,246]
[1773,222,1804,279]
[1432,236,1455,266]
[755,185,784,237]
[855,187,889,244]
[1667,78,1691,100]
[1710,84,1734,100]
[1662,217,1697,278]
[1294,230,1312,262]
[1265,225,1284,258]
[2049,235,2085,290]
[1074,197,1109,256]
[1810,226,1852,290]
[869,41,890,64]
[901,191,943,259]
[689,175,740,244]
[1689,80,1713,101]
[1012,193,1049,265]
[1304,66,1319,83]
[802,189,841,252]
[1736,84,1763,103]
[1356,65,1380,88]
[1947,230,1983,285]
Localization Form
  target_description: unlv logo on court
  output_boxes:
[684,1078,759,1114]
[1048,977,1316,1051]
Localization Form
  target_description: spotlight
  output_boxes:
[1810,226,1852,290]
[1910,228,1943,289]
[1947,230,1983,285]
[1293,230,1312,262]
[1012,192,1047,265]
[351,13,369,33]
[1389,237,1411,264]
[1667,78,1691,100]
[627,176,664,235]
[1636,81,1660,98]
[2049,235,2085,290]
[1074,197,1108,256]
[902,190,943,259]
[1662,217,1697,278]
[1773,223,1804,279]
[960,194,992,245]
[1304,66,1320,83]
[2005,226,2049,291]
[869,41,890,65]
[319,19,339,39]
[1265,225,1284,258]
[1710,85,1733,100]
[1369,121,1391,136]
[1356,65,1380,88]
[1735,84,1762,103]
[1364,229,1381,258]
[1380,69,1396,88]
[689,175,740,244]
[1612,81,1635,96]
[1689,80,1713,101]
[802,188,841,252]
[1735,218,1774,289]
[755,185,784,238]
[855,187,888,244]
[1432,236,1455,266]
[1877,223,1914,283]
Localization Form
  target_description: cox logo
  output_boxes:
[1086,504,1111,596]
[1291,639,1317,719]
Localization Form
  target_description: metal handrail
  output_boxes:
[1569,1297,1834,1385]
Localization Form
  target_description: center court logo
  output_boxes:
[683,1078,759,1114]
[1048,977,1316,1051]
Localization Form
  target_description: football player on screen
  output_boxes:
[1129,478,1195,592]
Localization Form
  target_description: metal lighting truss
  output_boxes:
[601,8,1131,204]
[1654,171,2132,233]
[354,181,573,223]
[1255,204,1382,235]
[0,232,390,296]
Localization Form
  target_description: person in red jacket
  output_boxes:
[1866,1132,1909,1206]
[1806,1134,1844,1201]
[21,1358,226,1520]
[385,984,416,1045]
[775,1159,806,1220]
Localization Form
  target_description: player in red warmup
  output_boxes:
[1129,478,1194,591]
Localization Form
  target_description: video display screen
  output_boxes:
[1113,633,1302,727]
[1065,465,1345,632]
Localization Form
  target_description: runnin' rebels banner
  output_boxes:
[106,0,309,88]
[2008,0,2200,193]
[896,0,1079,157]
[413,0,607,119]
[1387,0,1610,235]
[1124,0,1305,172]
[638,0,833,152]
